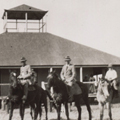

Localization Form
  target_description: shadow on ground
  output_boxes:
[50,118,76,120]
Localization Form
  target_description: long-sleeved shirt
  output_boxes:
[20,65,32,79]
[105,69,117,81]
[60,64,76,81]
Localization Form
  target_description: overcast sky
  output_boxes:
[0,0,120,57]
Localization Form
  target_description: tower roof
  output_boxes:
[2,4,48,20]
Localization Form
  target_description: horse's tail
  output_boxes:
[45,90,57,109]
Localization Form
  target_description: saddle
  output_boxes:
[18,75,37,91]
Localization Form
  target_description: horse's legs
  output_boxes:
[39,104,42,120]
[99,102,104,120]
[74,95,82,120]
[64,102,70,120]
[70,102,72,112]
[9,102,14,120]
[34,103,39,120]
[20,103,25,120]
[75,103,81,120]
[30,104,35,120]
[44,97,48,120]
[83,96,92,120]
[57,104,61,120]
[106,102,112,120]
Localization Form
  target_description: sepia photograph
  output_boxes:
[0,0,120,120]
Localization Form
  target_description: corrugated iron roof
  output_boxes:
[0,32,119,66]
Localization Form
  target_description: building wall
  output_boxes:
[83,68,93,82]
[0,66,120,96]
[0,69,9,96]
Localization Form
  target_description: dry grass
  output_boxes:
[0,103,120,120]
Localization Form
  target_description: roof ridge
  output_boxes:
[8,4,43,11]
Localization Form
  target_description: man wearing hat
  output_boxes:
[105,64,119,97]
[60,56,82,101]
[18,57,32,101]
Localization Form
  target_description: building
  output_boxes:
[0,4,120,97]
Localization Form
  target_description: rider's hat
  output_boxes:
[20,57,27,62]
[108,63,113,68]
[65,56,71,61]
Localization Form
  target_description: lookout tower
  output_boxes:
[2,4,48,32]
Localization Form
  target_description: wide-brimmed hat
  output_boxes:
[65,56,71,61]
[108,63,113,68]
[20,57,27,62]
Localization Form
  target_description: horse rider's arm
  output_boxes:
[71,65,76,80]
[22,65,32,79]
[17,67,22,78]
[105,71,108,80]
[111,70,118,80]
[34,71,37,77]
[60,66,65,80]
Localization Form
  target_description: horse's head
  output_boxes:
[98,78,112,99]
[9,70,18,89]
[47,68,58,90]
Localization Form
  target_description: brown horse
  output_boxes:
[97,78,114,120]
[8,71,47,120]
[47,69,92,120]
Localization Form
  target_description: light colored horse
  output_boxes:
[97,78,114,120]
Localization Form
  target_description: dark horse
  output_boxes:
[47,69,92,120]
[8,71,48,120]
[29,86,48,120]
[97,78,115,120]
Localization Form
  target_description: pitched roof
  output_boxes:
[0,32,119,66]
[2,4,48,20]
[9,4,44,12]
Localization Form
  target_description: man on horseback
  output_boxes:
[60,56,82,101]
[105,64,119,98]
[17,57,32,101]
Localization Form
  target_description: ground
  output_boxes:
[0,103,120,120]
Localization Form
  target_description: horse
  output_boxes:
[29,87,48,120]
[47,69,92,120]
[8,71,47,120]
[97,78,114,120]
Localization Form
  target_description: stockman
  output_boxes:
[60,56,82,101]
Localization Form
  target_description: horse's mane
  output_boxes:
[52,72,67,93]
[53,73,66,86]
[97,80,114,102]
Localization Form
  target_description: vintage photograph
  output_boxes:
[0,0,120,120]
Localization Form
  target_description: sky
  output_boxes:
[0,0,120,57]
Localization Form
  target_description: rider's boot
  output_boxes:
[22,83,28,103]
[113,80,119,98]
[68,87,74,102]
[69,94,73,102]
[114,90,119,98]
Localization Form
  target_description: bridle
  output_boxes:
[10,72,22,89]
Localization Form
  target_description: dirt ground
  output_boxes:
[0,103,120,120]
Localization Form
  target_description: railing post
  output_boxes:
[80,67,83,82]
[25,13,28,32]
[5,12,8,32]
[42,18,44,32]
